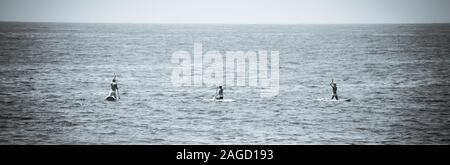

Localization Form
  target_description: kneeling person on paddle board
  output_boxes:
[109,77,120,100]
[214,86,224,100]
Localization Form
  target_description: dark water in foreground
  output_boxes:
[0,22,449,144]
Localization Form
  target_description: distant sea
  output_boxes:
[0,22,449,144]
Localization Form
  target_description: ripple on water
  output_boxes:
[1,23,450,144]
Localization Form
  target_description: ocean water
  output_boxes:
[0,22,449,144]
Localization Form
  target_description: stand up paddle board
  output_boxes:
[105,96,117,101]
[316,98,351,102]
[203,98,235,102]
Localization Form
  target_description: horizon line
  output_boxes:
[1,20,450,25]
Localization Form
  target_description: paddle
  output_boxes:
[212,92,217,100]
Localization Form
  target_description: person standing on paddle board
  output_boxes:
[109,76,120,99]
[330,79,338,100]
[215,86,224,100]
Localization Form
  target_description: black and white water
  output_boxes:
[0,23,449,144]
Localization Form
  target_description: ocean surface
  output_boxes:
[0,22,449,144]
